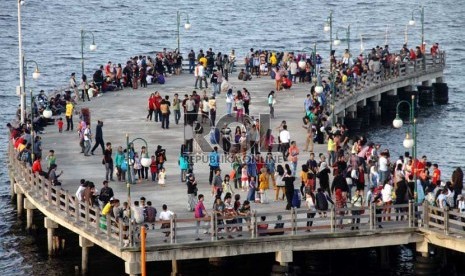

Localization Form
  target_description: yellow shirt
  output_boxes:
[300,171,308,184]
[259,173,269,190]
[65,103,74,117]
[18,143,26,153]
[328,138,336,151]
[270,54,277,66]
[342,74,348,83]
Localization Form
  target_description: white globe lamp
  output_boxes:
[403,133,414,149]
[140,157,152,168]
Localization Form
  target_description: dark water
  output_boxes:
[0,0,464,275]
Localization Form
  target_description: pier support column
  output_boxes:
[346,104,357,119]
[44,217,58,256]
[370,94,381,117]
[124,252,141,276]
[416,240,429,257]
[387,89,397,96]
[436,76,444,83]
[422,80,432,86]
[79,236,94,275]
[171,259,179,276]
[276,250,293,267]
[379,247,390,269]
[24,198,37,230]
[15,184,24,217]
[8,167,15,197]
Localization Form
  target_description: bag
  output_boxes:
[157,74,165,84]
[233,106,237,112]
[229,169,236,180]
[102,158,105,165]
[121,160,128,171]
[350,169,359,180]
[345,177,353,185]
[292,189,301,208]
[260,191,269,204]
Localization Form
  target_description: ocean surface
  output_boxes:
[0,0,464,275]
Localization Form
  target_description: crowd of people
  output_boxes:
[10,40,456,243]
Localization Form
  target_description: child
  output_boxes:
[57,117,64,133]
[259,167,269,203]
[133,153,142,183]
[222,175,234,195]
[247,176,256,202]
[45,150,56,170]
[150,155,158,182]
[158,167,166,187]
[241,164,249,191]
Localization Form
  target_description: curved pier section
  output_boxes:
[333,52,446,132]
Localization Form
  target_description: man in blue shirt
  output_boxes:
[209,146,220,185]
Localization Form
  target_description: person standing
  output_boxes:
[279,125,290,161]
[268,91,275,118]
[187,174,198,211]
[283,164,296,210]
[172,93,181,125]
[146,93,156,121]
[160,96,171,129]
[114,146,125,182]
[69,72,78,100]
[209,96,217,126]
[209,147,220,186]
[288,141,300,176]
[91,120,105,155]
[159,205,174,242]
[194,194,210,241]
[103,142,114,181]
[65,100,74,131]
[194,62,207,89]
[188,50,196,74]
[79,74,90,102]
[83,124,92,156]
[211,70,220,96]
[221,123,232,154]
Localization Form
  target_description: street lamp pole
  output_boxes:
[30,89,34,161]
[80,29,97,79]
[125,134,151,246]
[18,0,25,124]
[393,95,417,199]
[176,11,191,54]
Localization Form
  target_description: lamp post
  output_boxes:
[176,10,191,54]
[125,134,151,246]
[17,0,25,124]
[80,29,97,79]
[408,5,425,46]
[324,11,337,125]
[392,95,417,199]
[333,24,351,54]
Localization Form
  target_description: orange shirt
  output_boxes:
[432,168,441,185]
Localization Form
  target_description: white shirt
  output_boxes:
[381,184,393,202]
[84,128,91,141]
[76,185,85,201]
[133,206,144,224]
[279,130,290,143]
[159,210,174,221]
[306,196,316,211]
[378,156,388,172]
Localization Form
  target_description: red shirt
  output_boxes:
[57,120,64,129]
[148,97,156,110]
[432,168,441,185]
[32,160,42,174]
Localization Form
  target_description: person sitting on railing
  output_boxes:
[159,204,174,242]
[47,164,62,186]
[224,194,237,239]
[257,216,268,236]
[32,156,47,177]
[213,196,225,239]
[350,189,364,230]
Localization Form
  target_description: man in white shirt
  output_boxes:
[132,200,144,224]
[279,125,291,161]
[75,179,86,202]
[194,63,207,89]
[83,124,92,156]
[159,204,174,242]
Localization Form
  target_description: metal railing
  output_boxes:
[9,140,463,251]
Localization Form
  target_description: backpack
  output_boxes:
[316,192,329,210]
[194,203,204,218]
[157,74,165,84]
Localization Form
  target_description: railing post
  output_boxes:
[170,214,176,244]
[251,211,257,238]
[95,208,101,234]
[85,200,90,229]
[75,199,80,222]
[408,200,413,228]
[443,207,449,235]
[330,207,336,233]
[106,214,111,240]
[55,188,61,210]
[65,192,69,217]
[119,222,124,247]
[210,213,216,241]
[291,208,297,235]
[47,182,52,205]
[369,204,374,230]
[422,201,429,229]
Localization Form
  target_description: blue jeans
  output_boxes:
[212,83,220,95]
[189,60,195,73]
[162,114,169,129]
[291,162,297,176]
[379,170,388,185]
[174,110,181,124]
[226,102,232,115]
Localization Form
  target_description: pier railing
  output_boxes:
[331,52,445,106]
[10,141,464,250]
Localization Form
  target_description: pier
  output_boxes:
[8,52,459,275]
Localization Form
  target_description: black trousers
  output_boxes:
[91,138,105,154]
[285,187,294,210]
[66,115,73,131]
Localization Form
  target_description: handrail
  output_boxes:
[9,137,464,251]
